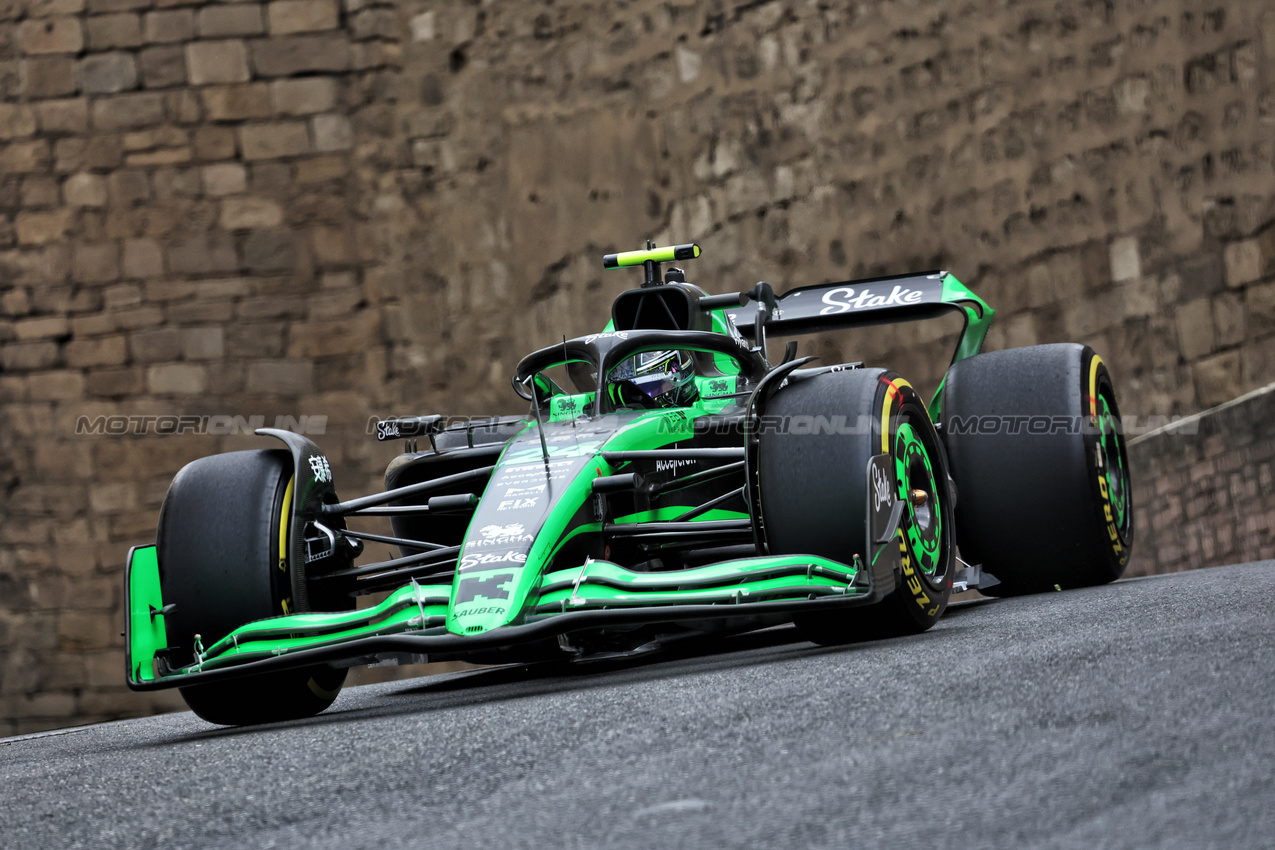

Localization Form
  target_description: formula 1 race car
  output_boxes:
[125,242,1134,725]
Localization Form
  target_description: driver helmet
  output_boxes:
[607,350,698,408]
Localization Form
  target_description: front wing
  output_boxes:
[125,545,895,691]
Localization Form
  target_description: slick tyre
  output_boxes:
[157,449,347,725]
[758,367,955,644]
[941,343,1134,595]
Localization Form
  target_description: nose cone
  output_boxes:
[446,451,597,636]
[444,410,670,636]
[447,518,540,636]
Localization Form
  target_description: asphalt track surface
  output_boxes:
[3,562,1273,850]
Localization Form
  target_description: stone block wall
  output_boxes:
[0,0,402,732]
[1126,382,1275,575]
[364,0,1275,416]
[2,0,1274,733]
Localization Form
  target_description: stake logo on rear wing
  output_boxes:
[721,270,995,418]
[817,281,932,312]
[724,271,952,335]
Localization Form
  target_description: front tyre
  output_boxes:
[758,368,955,644]
[178,666,347,727]
[157,449,347,725]
[940,344,1134,594]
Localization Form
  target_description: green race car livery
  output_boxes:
[125,242,1134,725]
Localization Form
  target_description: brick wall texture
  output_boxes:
[2,0,1274,733]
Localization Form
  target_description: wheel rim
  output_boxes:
[1097,393,1131,536]
[894,421,943,576]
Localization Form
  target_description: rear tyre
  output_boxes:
[758,368,955,644]
[940,343,1134,595]
[157,449,347,725]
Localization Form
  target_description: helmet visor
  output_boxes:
[607,350,692,405]
[630,370,683,400]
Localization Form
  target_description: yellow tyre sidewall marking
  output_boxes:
[278,475,294,614]
[1088,354,1103,418]
[881,377,940,617]
[879,376,914,454]
[1088,355,1129,567]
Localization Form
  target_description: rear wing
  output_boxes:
[723,270,994,367]
[721,270,995,419]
